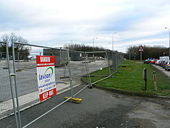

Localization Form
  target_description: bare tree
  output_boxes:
[0,33,30,60]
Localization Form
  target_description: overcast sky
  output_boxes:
[0,0,170,52]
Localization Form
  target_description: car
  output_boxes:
[150,59,157,64]
[155,60,161,65]
[161,61,168,68]
[165,61,170,71]
[144,59,151,64]
[144,59,157,64]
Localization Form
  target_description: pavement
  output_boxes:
[0,85,170,128]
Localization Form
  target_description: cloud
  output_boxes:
[0,0,169,52]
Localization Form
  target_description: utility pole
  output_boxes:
[112,32,117,72]
[92,37,97,61]
[140,51,142,63]
[112,34,113,71]
[165,27,170,59]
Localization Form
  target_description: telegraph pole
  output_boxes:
[165,27,170,58]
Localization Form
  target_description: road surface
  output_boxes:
[0,85,170,128]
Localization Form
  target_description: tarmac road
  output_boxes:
[0,85,170,128]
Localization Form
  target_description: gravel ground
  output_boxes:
[0,85,170,128]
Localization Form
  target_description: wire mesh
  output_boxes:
[0,43,15,120]
[80,51,112,84]
[0,42,124,128]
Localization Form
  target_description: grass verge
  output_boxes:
[82,60,170,97]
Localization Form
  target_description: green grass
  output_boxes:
[82,60,170,96]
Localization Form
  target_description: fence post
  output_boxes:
[85,52,92,88]
[64,63,67,77]
[115,52,118,71]
[153,71,157,91]
[143,68,147,91]
[12,42,22,128]
[112,51,114,73]
[0,52,1,61]
[59,47,62,65]
[6,42,20,128]
[106,51,111,75]
[67,49,73,97]
[113,53,116,72]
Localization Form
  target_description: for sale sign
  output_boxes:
[36,56,57,102]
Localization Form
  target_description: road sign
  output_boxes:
[139,46,144,52]
[36,56,57,102]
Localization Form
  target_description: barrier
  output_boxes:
[0,42,123,128]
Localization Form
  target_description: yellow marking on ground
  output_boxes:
[64,97,82,104]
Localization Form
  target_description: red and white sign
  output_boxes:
[36,56,55,67]
[139,46,144,52]
[36,56,57,102]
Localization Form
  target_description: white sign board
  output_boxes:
[36,56,57,102]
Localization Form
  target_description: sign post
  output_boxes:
[139,46,144,63]
[36,56,57,102]
[153,71,157,91]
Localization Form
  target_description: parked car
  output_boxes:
[150,59,157,64]
[144,59,151,64]
[160,61,167,68]
[144,58,157,64]
[155,60,161,65]
[165,61,170,71]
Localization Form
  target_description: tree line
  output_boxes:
[125,45,169,60]
[0,33,30,60]
[64,44,105,52]
[65,44,113,58]
[0,34,121,60]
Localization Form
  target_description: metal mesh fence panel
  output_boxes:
[0,42,124,128]
[0,44,11,116]
[12,44,73,107]
[0,42,19,127]
[5,43,90,127]
[80,51,111,85]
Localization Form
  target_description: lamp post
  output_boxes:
[165,27,170,58]
[111,34,114,72]
[112,32,117,71]
[111,32,117,52]
[92,37,97,61]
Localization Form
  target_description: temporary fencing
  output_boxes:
[0,42,123,128]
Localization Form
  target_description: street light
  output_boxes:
[112,32,117,52]
[92,37,98,61]
[92,37,98,48]
[165,27,170,58]
[112,32,117,72]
